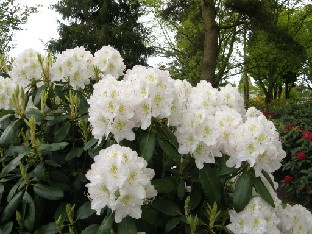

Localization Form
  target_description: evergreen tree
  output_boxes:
[48,0,154,68]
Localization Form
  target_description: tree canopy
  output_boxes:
[48,0,155,68]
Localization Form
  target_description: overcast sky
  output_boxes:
[10,0,60,58]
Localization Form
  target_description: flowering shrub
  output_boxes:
[0,47,312,233]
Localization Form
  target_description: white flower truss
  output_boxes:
[85,144,157,223]
[9,49,43,88]
[0,76,17,110]
[51,46,94,89]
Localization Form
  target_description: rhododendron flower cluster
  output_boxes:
[85,144,157,223]
[0,76,17,110]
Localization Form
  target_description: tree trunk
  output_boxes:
[200,0,219,87]
[243,26,249,106]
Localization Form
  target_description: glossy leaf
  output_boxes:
[33,183,64,200]
[199,165,222,205]
[152,179,175,193]
[165,217,181,233]
[233,172,253,212]
[65,147,84,161]
[0,190,23,223]
[140,130,156,163]
[117,217,137,234]
[0,119,23,145]
[23,192,35,232]
[0,221,13,234]
[253,176,275,207]
[1,154,24,176]
[84,138,98,150]
[54,122,71,142]
[34,222,56,234]
[152,199,181,216]
[82,224,100,234]
[38,142,68,152]
[77,201,95,220]
[96,212,114,234]
[156,136,180,163]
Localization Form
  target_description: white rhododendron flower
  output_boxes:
[276,203,312,234]
[226,110,286,176]
[217,84,245,115]
[0,76,17,110]
[85,144,157,223]
[227,197,280,234]
[10,49,43,88]
[93,45,126,78]
[51,46,94,89]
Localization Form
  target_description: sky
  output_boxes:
[10,0,60,58]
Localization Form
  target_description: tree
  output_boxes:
[48,0,154,68]
[0,0,36,55]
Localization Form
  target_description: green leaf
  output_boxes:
[189,185,203,210]
[252,176,275,207]
[1,154,24,175]
[142,209,158,225]
[0,114,14,129]
[5,145,31,156]
[77,201,95,220]
[84,138,98,150]
[0,190,23,223]
[34,222,56,234]
[25,109,44,124]
[54,122,71,142]
[140,130,156,163]
[117,216,137,234]
[23,192,35,232]
[65,147,84,161]
[165,217,181,233]
[96,212,114,234]
[33,183,64,200]
[155,122,178,148]
[78,92,89,116]
[0,183,4,202]
[156,136,180,163]
[0,221,13,234]
[199,165,222,205]
[152,199,181,216]
[38,142,68,152]
[82,224,100,234]
[233,172,253,212]
[152,179,175,193]
[177,179,185,199]
[0,119,23,146]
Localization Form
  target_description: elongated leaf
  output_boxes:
[2,154,24,175]
[82,224,100,234]
[152,199,181,216]
[38,142,68,152]
[78,92,89,116]
[96,212,114,234]
[165,217,181,233]
[155,122,178,148]
[140,130,156,163]
[152,179,175,193]
[189,185,203,210]
[156,136,180,163]
[0,221,13,234]
[177,179,185,199]
[199,165,222,205]
[252,176,275,207]
[0,190,23,223]
[0,114,14,128]
[25,109,44,124]
[77,201,95,220]
[84,138,98,150]
[33,183,64,200]
[5,145,31,156]
[34,222,56,234]
[23,192,35,232]
[0,119,23,145]
[233,172,253,212]
[0,183,4,202]
[117,217,137,234]
[65,147,84,161]
[54,122,71,142]
[142,209,158,225]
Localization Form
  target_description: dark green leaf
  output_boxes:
[82,224,100,234]
[54,122,71,142]
[142,209,158,225]
[152,199,181,216]
[152,179,175,193]
[155,122,178,148]
[5,145,31,156]
[261,171,275,191]
[0,119,23,145]
[78,93,89,116]
[96,212,114,234]
[0,221,13,234]
[33,183,64,200]
[34,222,57,234]
[1,154,24,175]
[84,138,98,150]
[140,130,156,163]
[0,190,23,223]
[65,147,84,161]
[199,165,222,205]
[233,172,253,212]
[189,185,203,210]
[25,109,44,124]
[0,183,3,202]
[165,217,181,233]
[23,192,35,232]
[38,142,68,152]
[117,216,137,234]
[77,201,95,220]
[0,114,14,129]
[253,176,275,207]
[177,179,185,199]
[156,136,180,163]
